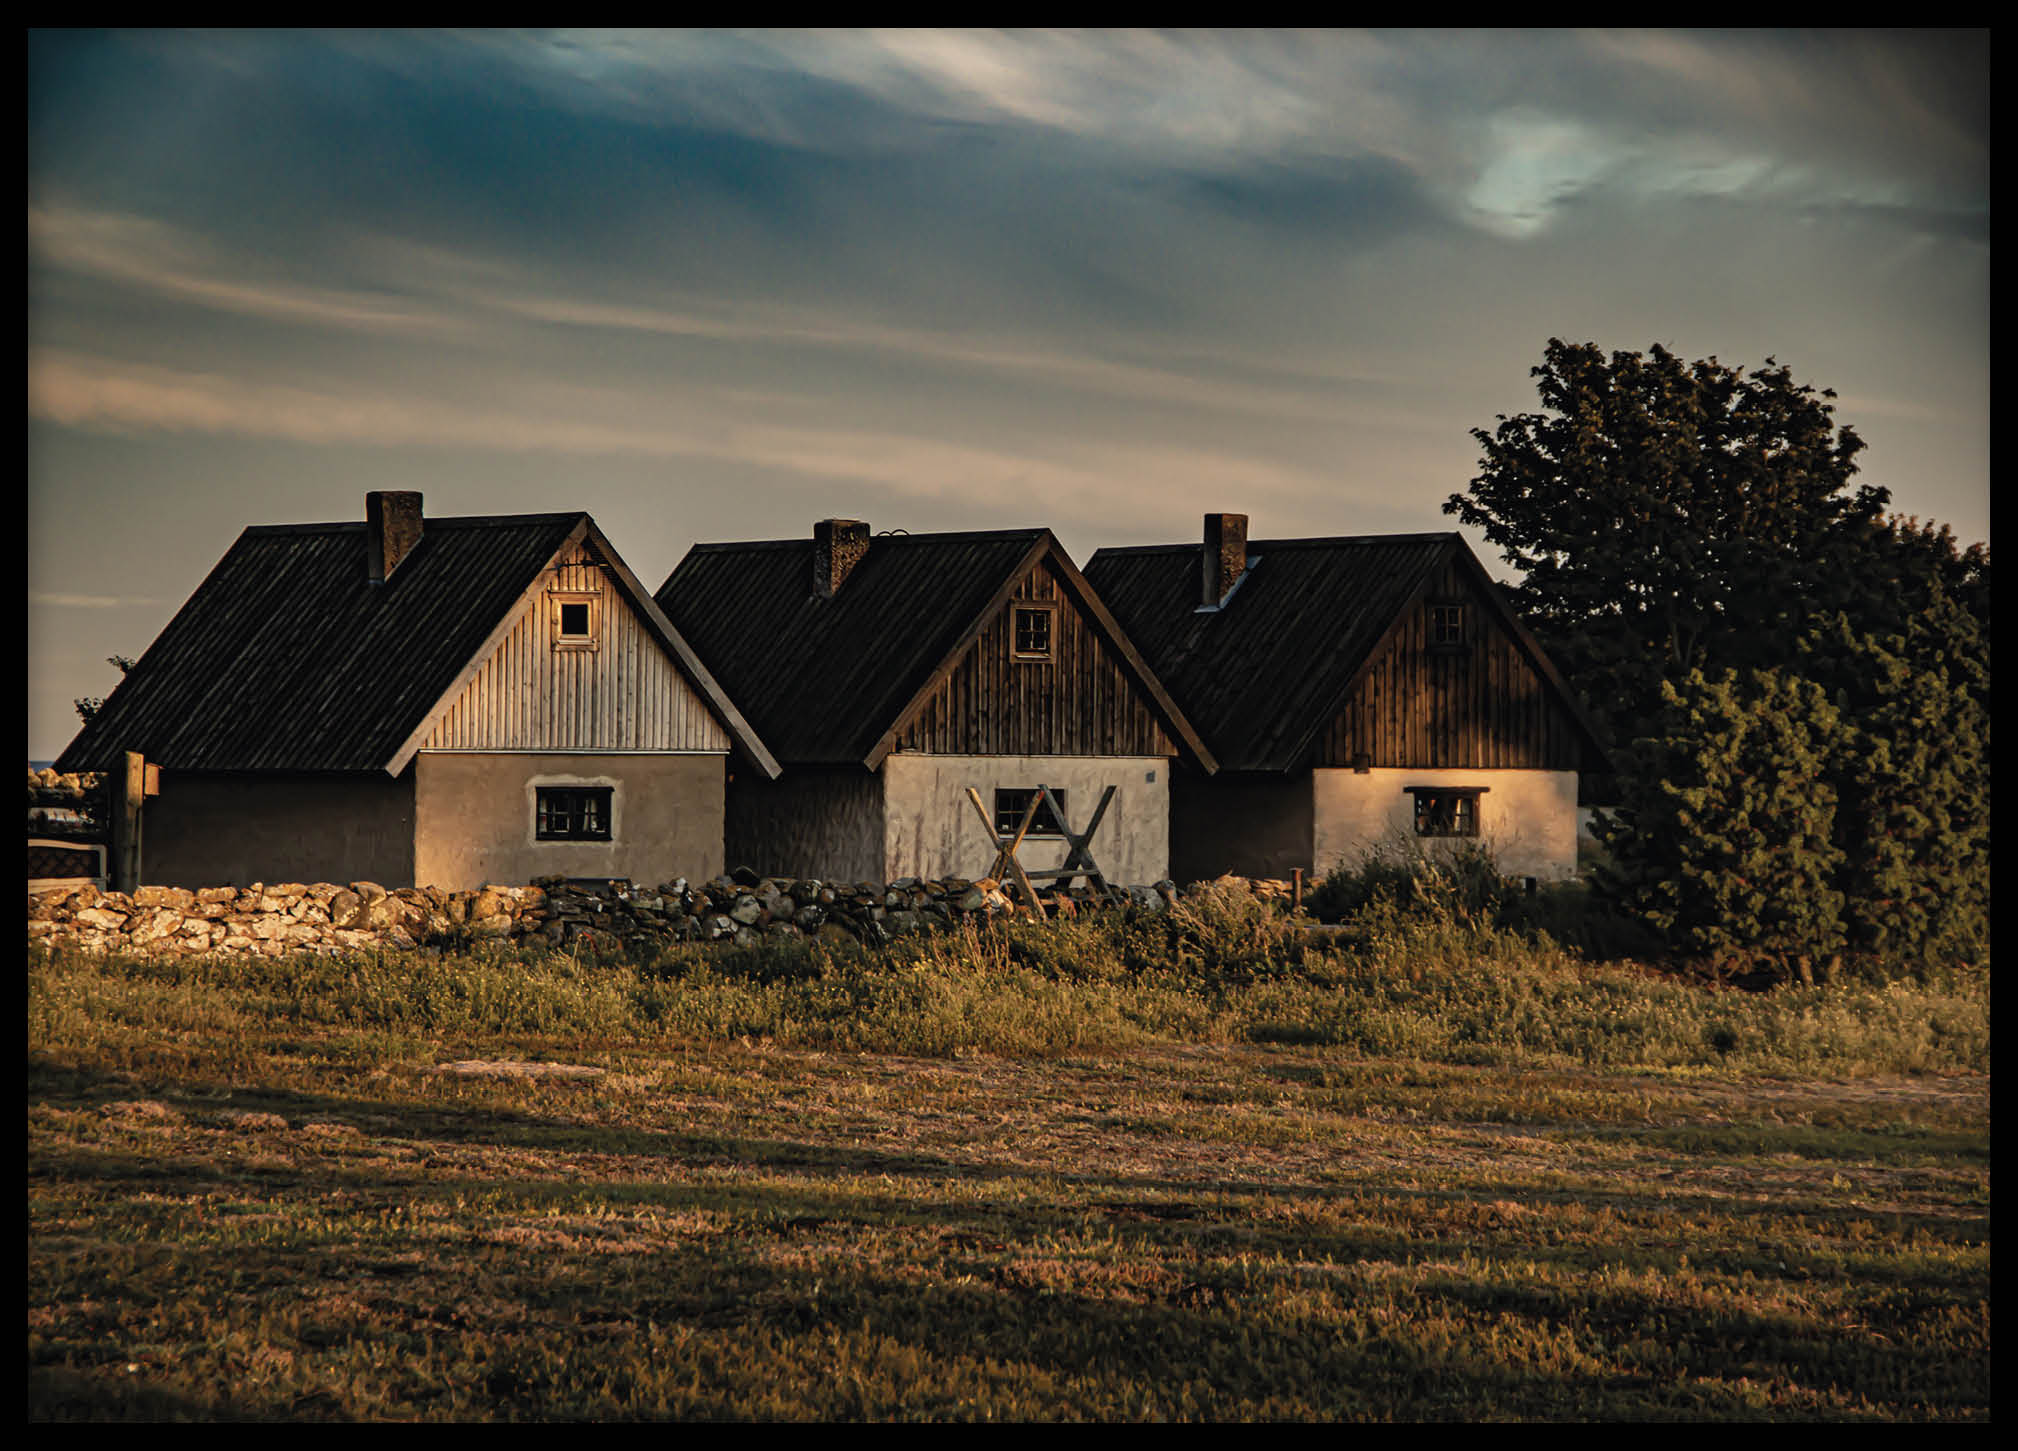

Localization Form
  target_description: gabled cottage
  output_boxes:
[56,494,777,890]
[1084,515,1610,883]
[654,521,1215,885]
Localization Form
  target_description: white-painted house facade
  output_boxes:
[655,521,1216,886]
[57,494,777,891]
[1086,516,1610,884]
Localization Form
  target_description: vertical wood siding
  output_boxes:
[1319,559,1580,770]
[894,561,1175,757]
[415,544,732,753]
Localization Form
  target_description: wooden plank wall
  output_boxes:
[416,544,732,754]
[895,560,1175,758]
[1319,559,1580,770]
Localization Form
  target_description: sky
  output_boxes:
[27,29,1991,763]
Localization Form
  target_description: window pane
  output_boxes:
[995,788,1067,837]
[1411,788,1480,838]
[537,786,612,841]
[1013,608,1051,657]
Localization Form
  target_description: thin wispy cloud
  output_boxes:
[23,29,1989,762]
[32,206,1417,430]
[25,345,1368,536]
[28,205,463,338]
[473,29,1985,240]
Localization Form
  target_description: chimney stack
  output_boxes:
[367,492,424,584]
[813,518,871,598]
[1202,512,1248,607]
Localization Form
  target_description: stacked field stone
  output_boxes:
[25,880,550,957]
[26,871,1209,958]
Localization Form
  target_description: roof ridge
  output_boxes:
[242,511,589,536]
[688,527,1050,553]
[1090,532,1460,557]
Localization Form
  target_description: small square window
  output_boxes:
[1430,603,1466,648]
[1011,604,1055,662]
[537,786,613,841]
[552,592,599,650]
[1407,786,1484,838]
[994,787,1069,838]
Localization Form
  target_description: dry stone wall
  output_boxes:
[26,751,1305,957]
[25,869,1315,959]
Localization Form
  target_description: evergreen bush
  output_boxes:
[1595,668,1848,983]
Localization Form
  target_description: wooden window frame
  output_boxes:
[994,787,1069,838]
[1428,599,1468,653]
[551,590,601,652]
[1405,785,1486,839]
[1009,602,1056,664]
[536,785,614,842]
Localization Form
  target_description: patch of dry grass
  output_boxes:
[27,931,1990,1422]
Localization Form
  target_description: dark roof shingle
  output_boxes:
[1085,534,1454,771]
[655,531,1055,766]
[59,514,590,773]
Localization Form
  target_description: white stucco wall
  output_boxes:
[413,751,726,890]
[1311,767,1580,882]
[879,753,1170,885]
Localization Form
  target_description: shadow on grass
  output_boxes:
[27,1213,1990,1421]
[31,1055,1988,1296]
[27,1367,269,1423]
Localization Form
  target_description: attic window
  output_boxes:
[1430,602,1467,649]
[1010,604,1055,663]
[1407,786,1486,838]
[552,592,600,651]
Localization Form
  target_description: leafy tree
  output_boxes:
[1456,342,1990,978]
[1446,338,1885,753]
[1810,515,1990,706]
[1595,668,1847,983]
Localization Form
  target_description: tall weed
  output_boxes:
[27,901,1989,1077]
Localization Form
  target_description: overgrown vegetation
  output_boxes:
[29,878,1991,1078]
[27,912,1990,1421]
[1447,341,1991,978]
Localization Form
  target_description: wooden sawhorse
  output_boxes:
[964,784,1120,918]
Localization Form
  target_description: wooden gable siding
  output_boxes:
[415,544,732,754]
[1319,558,1581,771]
[894,559,1175,758]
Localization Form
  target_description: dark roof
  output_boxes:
[56,512,778,778]
[1084,532,1606,773]
[655,529,1213,769]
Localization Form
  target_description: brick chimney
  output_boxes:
[813,518,871,598]
[367,492,424,584]
[1201,512,1248,608]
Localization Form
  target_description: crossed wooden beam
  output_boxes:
[964,784,1119,917]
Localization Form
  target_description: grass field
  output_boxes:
[26,905,1992,1421]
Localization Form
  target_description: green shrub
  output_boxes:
[1304,839,1515,925]
[1596,668,1849,983]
